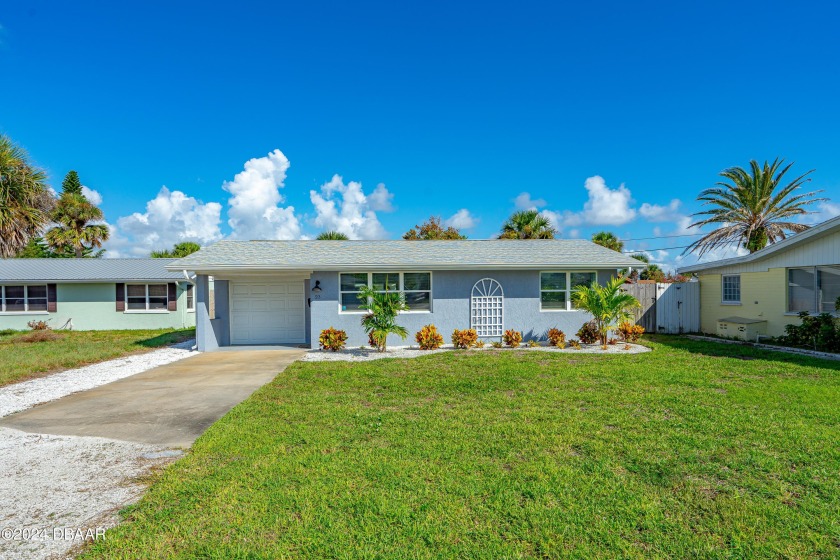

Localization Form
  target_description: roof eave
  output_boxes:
[167,262,637,273]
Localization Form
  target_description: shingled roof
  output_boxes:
[169,240,640,272]
[0,259,186,282]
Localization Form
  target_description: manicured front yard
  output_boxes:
[0,328,194,387]
[84,337,839,559]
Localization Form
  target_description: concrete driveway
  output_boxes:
[0,349,304,448]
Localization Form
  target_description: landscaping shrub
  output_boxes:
[546,328,566,348]
[319,327,348,352]
[490,341,503,348]
[415,324,444,350]
[778,312,840,352]
[451,328,478,349]
[474,339,486,349]
[18,331,63,343]
[502,329,522,348]
[358,285,408,352]
[27,320,51,331]
[527,339,539,348]
[568,339,582,350]
[617,321,645,343]
[576,321,599,344]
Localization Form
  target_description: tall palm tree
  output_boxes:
[45,193,110,258]
[591,231,624,252]
[0,135,54,257]
[686,159,824,255]
[499,209,555,239]
[316,230,350,240]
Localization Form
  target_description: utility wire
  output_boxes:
[618,232,705,241]
[622,245,692,253]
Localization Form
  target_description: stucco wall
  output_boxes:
[309,269,616,347]
[0,282,195,331]
[698,268,796,337]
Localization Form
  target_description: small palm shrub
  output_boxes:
[576,321,599,344]
[572,276,641,346]
[319,327,348,352]
[568,339,582,350]
[416,324,444,350]
[358,285,408,352]
[617,321,645,343]
[503,329,522,348]
[546,328,566,348]
[451,328,478,349]
[474,339,486,349]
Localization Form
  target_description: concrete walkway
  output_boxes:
[0,349,304,447]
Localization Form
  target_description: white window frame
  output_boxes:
[186,284,195,312]
[539,271,597,312]
[0,284,49,314]
[721,274,741,305]
[786,266,840,315]
[124,283,169,314]
[338,272,433,314]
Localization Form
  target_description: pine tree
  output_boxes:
[61,170,83,196]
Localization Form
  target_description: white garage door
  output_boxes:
[230,281,306,345]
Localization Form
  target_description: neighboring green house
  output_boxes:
[678,215,840,340]
[0,259,196,331]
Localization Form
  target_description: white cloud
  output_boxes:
[224,149,301,240]
[514,192,546,210]
[580,175,636,226]
[444,209,478,230]
[639,199,682,222]
[368,183,395,212]
[109,187,223,257]
[81,186,102,206]
[310,174,387,239]
[802,201,840,224]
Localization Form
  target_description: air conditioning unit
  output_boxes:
[717,317,768,341]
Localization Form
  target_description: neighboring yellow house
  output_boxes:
[678,215,840,340]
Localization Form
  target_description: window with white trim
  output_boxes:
[722,274,741,304]
[186,284,195,311]
[339,272,432,312]
[126,284,168,311]
[788,266,840,313]
[540,272,596,311]
[0,285,48,313]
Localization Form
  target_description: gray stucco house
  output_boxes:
[0,259,196,331]
[169,240,639,351]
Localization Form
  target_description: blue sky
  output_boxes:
[2,1,839,269]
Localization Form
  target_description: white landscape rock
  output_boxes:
[0,339,197,418]
[0,427,174,560]
[302,343,650,362]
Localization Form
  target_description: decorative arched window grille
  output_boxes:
[471,278,504,338]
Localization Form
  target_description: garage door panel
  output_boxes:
[230,281,306,345]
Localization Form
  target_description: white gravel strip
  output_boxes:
[0,427,174,560]
[302,342,649,362]
[0,340,197,419]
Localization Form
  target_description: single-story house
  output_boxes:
[677,215,840,340]
[168,239,641,351]
[0,259,196,331]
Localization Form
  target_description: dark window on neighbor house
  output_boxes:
[722,275,741,304]
[126,284,168,311]
[0,285,48,313]
[788,266,840,313]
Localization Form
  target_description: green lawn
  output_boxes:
[0,328,195,387]
[83,337,839,559]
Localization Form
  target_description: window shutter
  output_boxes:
[168,283,177,311]
[47,284,58,312]
[116,283,125,312]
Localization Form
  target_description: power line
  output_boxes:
[622,245,692,253]
[619,232,705,241]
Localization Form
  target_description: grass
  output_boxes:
[0,328,194,387]
[82,336,839,559]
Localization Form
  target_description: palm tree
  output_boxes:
[403,216,466,240]
[316,230,350,240]
[686,159,824,255]
[45,193,109,258]
[151,241,201,258]
[357,284,408,352]
[0,135,54,257]
[499,209,555,239]
[591,231,624,252]
[572,276,640,348]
